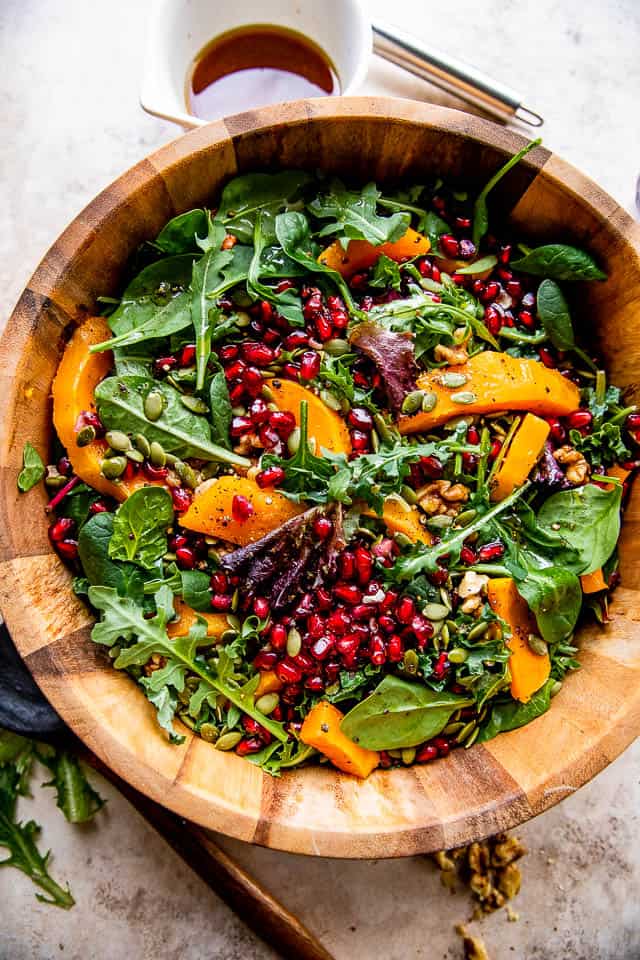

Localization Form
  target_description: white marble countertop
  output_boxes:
[1,1,639,957]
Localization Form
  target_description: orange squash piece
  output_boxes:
[399,352,581,434]
[166,597,229,640]
[487,578,551,704]
[490,413,550,501]
[52,316,159,501]
[269,379,351,455]
[580,568,608,594]
[365,498,432,545]
[318,228,431,279]
[180,475,304,546]
[300,701,379,778]
[254,670,284,698]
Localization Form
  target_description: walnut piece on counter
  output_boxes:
[456,925,490,960]
[432,832,527,916]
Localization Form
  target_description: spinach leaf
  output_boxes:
[109,487,173,570]
[216,170,313,243]
[472,138,541,247]
[208,368,232,448]
[423,210,451,252]
[95,375,249,466]
[340,675,472,750]
[37,747,104,824]
[536,279,574,350]
[63,483,101,528]
[17,442,44,492]
[369,254,402,291]
[77,513,144,600]
[536,483,622,575]
[516,566,582,644]
[275,211,358,312]
[180,570,212,612]
[477,679,554,742]
[511,244,607,281]
[155,209,208,254]
[308,180,410,245]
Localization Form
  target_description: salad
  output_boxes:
[24,141,635,778]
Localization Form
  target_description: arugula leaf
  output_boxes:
[472,138,541,247]
[247,211,304,325]
[89,586,288,743]
[246,740,316,776]
[78,513,144,600]
[570,376,632,467]
[216,170,313,243]
[309,180,410,245]
[275,211,359,312]
[17,442,45,493]
[516,566,582,644]
[477,679,554,742]
[369,254,402,290]
[511,244,607,281]
[109,487,173,570]
[265,399,335,503]
[422,210,451,252]
[340,675,472,750]
[0,760,74,908]
[320,355,356,405]
[95,375,249,466]
[536,483,622,575]
[155,209,208,254]
[37,748,104,824]
[208,368,233,448]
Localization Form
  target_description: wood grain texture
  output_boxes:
[1,98,639,858]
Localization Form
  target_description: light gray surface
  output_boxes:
[1,1,639,958]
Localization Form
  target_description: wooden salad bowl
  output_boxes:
[1,98,639,858]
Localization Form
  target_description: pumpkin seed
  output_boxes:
[324,338,350,356]
[443,721,465,736]
[144,390,164,421]
[527,633,548,656]
[178,712,196,731]
[44,467,66,489]
[287,427,301,455]
[401,747,416,765]
[393,532,413,548]
[325,682,340,697]
[106,430,131,452]
[445,619,457,635]
[178,687,191,705]
[319,388,342,412]
[400,484,418,505]
[439,372,468,388]
[447,647,469,664]
[467,621,489,643]
[426,514,454,532]
[440,623,450,647]
[401,390,425,415]
[215,731,242,751]
[464,726,480,748]
[455,508,477,527]
[235,310,251,327]
[423,602,450,621]
[133,433,151,457]
[421,391,438,413]
[255,693,279,715]
[550,680,563,698]
[76,425,96,447]
[101,456,127,479]
[126,448,145,463]
[164,452,179,467]
[286,627,302,657]
[402,649,419,675]
[107,646,120,660]
[200,723,219,743]
[230,588,239,613]
[175,461,199,489]
[456,720,478,743]
[181,394,209,415]
[146,441,165,467]
[451,391,478,405]
[373,413,393,442]
[387,749,403,759]
[261,384,274,401]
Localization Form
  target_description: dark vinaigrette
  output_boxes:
[187,24,340,120]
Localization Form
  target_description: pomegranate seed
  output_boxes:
[294,652,314,672]
[506,279,523,300]
[489,439,502,461]
[467,426,480,445]
[439,234,460,258]
[155,356,177,376]
[142,462,168,481]
[49,517,75,542]
[300,351,321,380]
[497,267,513,282]
[254,650,278,670]
[259,301,274,324]
[282,362,301,380]
[378,614,396,634]
[340,552,356,580]
[547,418,566,443]
[249,397,269,424]
[305,675,325,692]
[454,215,472,230]
[56,539,78,561]
[307,614,326,638]
[89,500,109,515]
[256,466,285,488]
[236,737,264,756]
[370,635,387,665]
[458,238,476,260]
[310,636,333,660]
[283,330,309,350]
[418,258,432,278]
[315,587,332,610]
[380,589,399,613]
[460,545,477,565]
[416,744,438,763]
[484,304,502,335]
[372,538,398,561]
[295,593,314,616]
[169,533,188,551]
[259,425,281,450]
[327,609,351,634]
[269,410,297,439]
[276,659,303,683]
[518,309,536,329]
[334,583,362,605]
[262,327,281,346]
[538,347,556,368]
[430,264,441,283]
[462,452,478,471]
[230,416,253,437]
[388,634,404,662]
[241,341,275,367]
[253,597,270,619]
[350,430,370,452]
[420,455,444,479]
[432,652,449,680]
[243,367,264,397]
[498,244,512,264]
[351,603,371,621]
[220,344,239,362]
[210,571,228,593]
[225,360,247,381]
[228,382,246,405]
[313,516,333,540]
[348,407,373,430]
[473,279,486,297]
[336,635,360,665]
[626,413,640,430]
[314,312,333,341]
[433,736,450,757]
[179,344,196,366]
[429,567,449,586]
[57,456,72,476]
[354,546,373,585]
[478,540,506,562]
[396,596,415,624]
[232,494,254,523]
[270,623,287,650]
[175,546,196,569]
[122,461,138,483]
[567,410,593,431]
[411,615,434,649]
[242,716,263,735]
[171,487,192,512]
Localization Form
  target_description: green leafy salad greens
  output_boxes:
[23,148,634,777]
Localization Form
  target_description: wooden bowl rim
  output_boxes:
[1,97,639,858]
